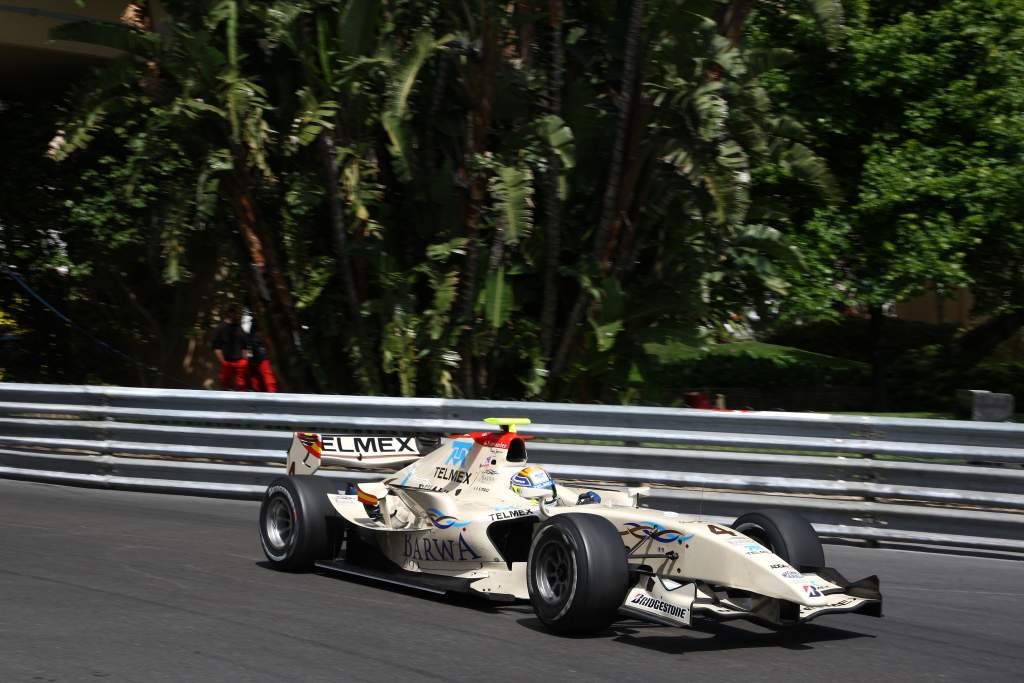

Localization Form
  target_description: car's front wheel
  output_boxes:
[732,509,824,571]
[527,514,629,635]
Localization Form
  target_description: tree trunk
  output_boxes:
[868,305,887,410]
[551,0,645,386]
[515,1,536,66]
[453,3,499,398]
[318,131,380,393]
[716,0,755,48]
[601,95,651,269]
[540,0,565,361]
[226,166,304,392]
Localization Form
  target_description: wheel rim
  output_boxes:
[533,534,574,605]
[265,496,295,551]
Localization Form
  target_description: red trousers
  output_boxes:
[249,359,278,393]
[219,359,249,391]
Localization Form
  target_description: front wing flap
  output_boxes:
[701,569,882,626]
[620,569,882,629]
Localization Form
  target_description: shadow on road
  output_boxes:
[260,559,875,654]
[261,560,535,614]
[516,616,874,653]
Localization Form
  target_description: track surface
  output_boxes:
[1,480,1021,682]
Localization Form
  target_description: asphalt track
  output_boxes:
[1,479,1022,683]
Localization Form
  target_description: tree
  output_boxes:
[28,0,843,402]
[751,0,1024,405]
[51,0,308,389]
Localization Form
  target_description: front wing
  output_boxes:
[621,569,882,628]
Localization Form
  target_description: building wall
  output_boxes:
[895,287,975,326]
[0,1,129,56]
[0,1,140,92]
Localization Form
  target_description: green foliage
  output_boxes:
[752,0,1024,322]
[769,317,958,364]
[381,31,453,181]
[479,266,512,330]
[634,341,870,405]
[488,163,534,247]
[21,0,1019,408]
[690,344,867,388]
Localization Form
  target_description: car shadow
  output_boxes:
[259,560,534,615]
[259,559,875,652]
[516,616,874,653]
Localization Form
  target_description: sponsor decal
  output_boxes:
[744,543,770,555]
[414,483,449,492]
[770,563,788,569]
[707,524,735,536]
[489,508,533,521]
[434,466,471,484]
[802,584,823,598]
[473,433,510,449]
[404,534,481,561]
[426,508,469,529]
[620,522,694,545]
[629,593,689,621]
[320,435,418,457]
[783,571,802,579]
[444,440,473,468]
[803,577,830,589]
[479,467,500,484]
[434,440,473,484]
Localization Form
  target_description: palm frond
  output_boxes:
[488,164,534,245]
[336,0,381,58]
[480,266,513,329]
[382,31,454,181]
[780,142,838,199]
[802,0,845,45]
[537,115,575,199]
[287,88,338,152]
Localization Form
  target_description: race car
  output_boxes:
[258,417,882,635]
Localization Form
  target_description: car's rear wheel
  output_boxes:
[732,509,824,571]
[259,476,344,571]
[527,514,629,635]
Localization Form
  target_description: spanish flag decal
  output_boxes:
[296,432,323,465]
[357,486,379,507]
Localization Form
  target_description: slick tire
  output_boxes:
[732,509,825,571]
[259,475,344,571]
[527,514,629,636]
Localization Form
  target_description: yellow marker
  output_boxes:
[483,417,532,433]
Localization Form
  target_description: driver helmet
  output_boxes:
[510,466,557,503]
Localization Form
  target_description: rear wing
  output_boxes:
[286,433,421,475]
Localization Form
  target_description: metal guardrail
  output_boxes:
[1,382,1022,553]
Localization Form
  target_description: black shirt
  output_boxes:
[249,322,269,363]
[213,322,249,361]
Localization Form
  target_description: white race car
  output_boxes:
[259,418,882,634]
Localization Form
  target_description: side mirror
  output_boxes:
[518,487,553,519]
[622,486,649,508]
